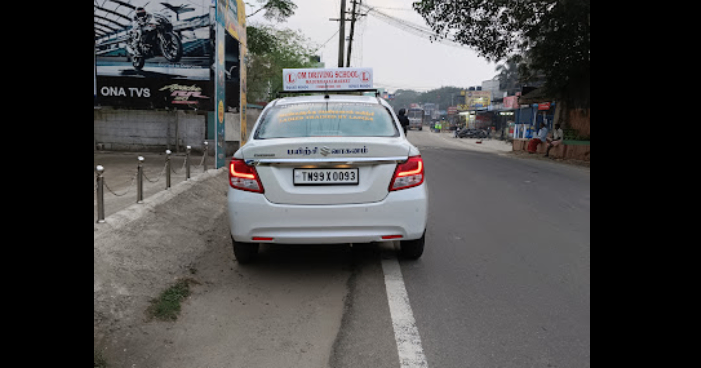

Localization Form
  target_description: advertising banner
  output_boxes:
[215,13,227,169]
[464,91,492,111]
[96,77,214,109]
[94,0,214,80]
[94,0,244,112]
[503,96,520,110]
[283,68,374,92]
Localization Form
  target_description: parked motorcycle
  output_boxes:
[456,128,489,139]
[127,12,183,71]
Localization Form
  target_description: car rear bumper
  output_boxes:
[228,185,429,245]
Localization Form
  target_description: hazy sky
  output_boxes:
[245,0,497,93]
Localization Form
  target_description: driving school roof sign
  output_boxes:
[283,68,374,92]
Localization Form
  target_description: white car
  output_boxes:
[227,94,429,264]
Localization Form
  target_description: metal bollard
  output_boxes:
[166,150,172,190]
[137,156,145,204]
[186,146,192,180]
[203,142,209,172]
[96,165,106,224]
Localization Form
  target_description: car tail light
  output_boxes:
[390,156,425,192]
[230,159,265,193]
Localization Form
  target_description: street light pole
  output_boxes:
[346,0,362,67]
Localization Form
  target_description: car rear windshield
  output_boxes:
[255,103,399,139]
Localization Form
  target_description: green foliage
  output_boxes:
[247,25,279,56]
[414,0,590,107]
[495,58,522,96]
[94,350,107,368]
[248,0,298,22]
[146,279,196,322]
[246,25,318,102]
[390,89,421,112]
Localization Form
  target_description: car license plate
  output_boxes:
[294,169,359,186]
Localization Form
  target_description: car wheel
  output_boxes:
[232,238,260,265]
[400,231,426,260]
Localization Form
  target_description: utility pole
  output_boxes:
[346,0,362,67]
[338,0,347,68]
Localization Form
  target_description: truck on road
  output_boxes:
[408,104,424,131]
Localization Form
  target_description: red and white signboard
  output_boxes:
[283,68,374,92]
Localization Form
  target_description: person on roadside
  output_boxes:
[545,123,565,158]
[398,109,410,135]
[527,122,549,154]
[435,120,442,133]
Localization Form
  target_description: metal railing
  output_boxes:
[94,143,210,224]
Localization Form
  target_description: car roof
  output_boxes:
[273,94,386,107]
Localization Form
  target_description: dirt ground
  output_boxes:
[94,170,229,345]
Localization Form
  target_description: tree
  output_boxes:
[414,0,590,107]
[246,25,318,102]
[495,57,523,97]
[245,1,312,102]
[390,89,421,112]
[247,0,298,22]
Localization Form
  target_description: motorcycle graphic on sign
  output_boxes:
[95,0,211,80]
[127,7,183,71]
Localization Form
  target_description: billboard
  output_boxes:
[458,91,492,111]
[95,0,247,169]
[93,0,245,111]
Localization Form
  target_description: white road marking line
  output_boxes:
[382,253,430,368]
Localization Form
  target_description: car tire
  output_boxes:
[232,238,260,265]
[400,231,426,260]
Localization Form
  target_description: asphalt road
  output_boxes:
[413,132,590,367]
[333,131,590,368]
[99,131,590,368]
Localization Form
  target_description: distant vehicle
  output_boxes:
[456,128,472,138]
[457,129,488,139]
[408,107,424,131]
[423,103,437,127]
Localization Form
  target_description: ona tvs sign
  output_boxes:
[100,86,152,99]
[96,77,215,110]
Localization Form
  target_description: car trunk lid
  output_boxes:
[242,137,411,205]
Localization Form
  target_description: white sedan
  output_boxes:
[227,94,429,264]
